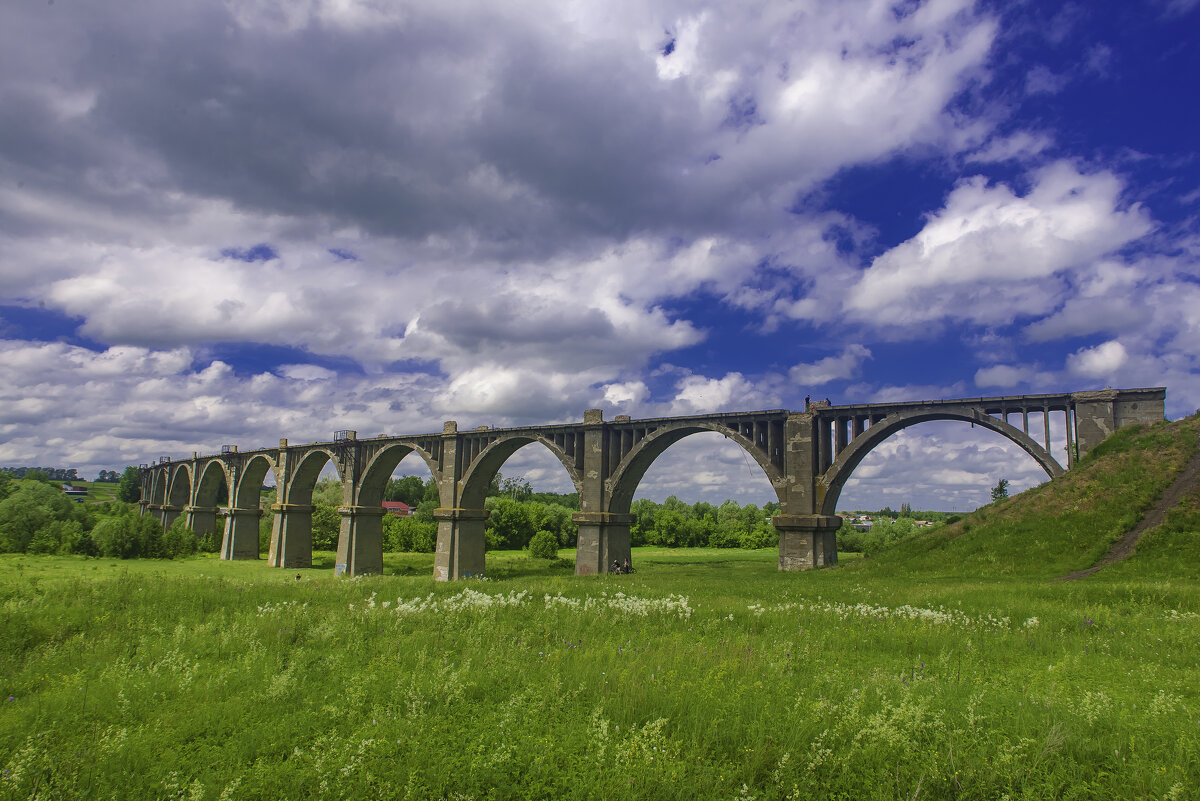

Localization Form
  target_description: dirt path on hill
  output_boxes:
[1057,439,1200,582]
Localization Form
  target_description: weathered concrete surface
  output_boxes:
[335,505,385,576]
[221,507,260,560]
[433,508,487,580]
[141,387,1166,579]
[268,503,313,568]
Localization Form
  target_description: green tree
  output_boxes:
[527,502,576,546]
[630,498,658,546]
[163,518,197,558]
[381,514,437,553]
[991,478,1010,502]
[414,500,438,522]
[311,505,341,550]
[484,498,535,550]
[93,515,142,558]
[313,478,344,507]
[500,475,532,502]
[116,466,142,503]
[0,482,86,553]
[528,530,559,559]
[385,475,426,506]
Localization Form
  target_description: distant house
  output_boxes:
[382,501,412,517]
[62,484,89,500]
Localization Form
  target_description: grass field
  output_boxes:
[1,545,1197,800]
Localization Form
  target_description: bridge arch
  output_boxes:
[234,454,276,509]
[167,464,192,509]
[149,468,168,506]
[607,423,784,515]
[357,444,440,507]
[285,448,342,505]
[817,410,1064,516]
[195,460,229,507]
[458,435,582,510]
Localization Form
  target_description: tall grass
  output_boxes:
[1,548,1196,800]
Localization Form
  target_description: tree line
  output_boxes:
[1,465,953,560]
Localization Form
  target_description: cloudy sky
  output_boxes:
[2,0,1197,511]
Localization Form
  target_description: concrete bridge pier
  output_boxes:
[222,507,261,560]
[574,512,633,575]
[773,514,841,570]
[268,503,313,568]
[433,508,488,580]
[158,504,183,531]
[185,505,220,539]
[335,506,385,576]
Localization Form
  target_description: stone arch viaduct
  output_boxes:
[139,387,1165,579]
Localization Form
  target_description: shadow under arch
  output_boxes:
[189,460,230,539]
[458,435,582,510]
[163,464,192,529]
[817,411,1064,516]
[357,444,441,507]
[195,460,228,507]
[234,454,276,510]
[607,424,784,515]
[149,469,167,506]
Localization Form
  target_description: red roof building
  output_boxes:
[382,501,412,517]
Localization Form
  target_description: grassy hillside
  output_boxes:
[849,412,1200,579]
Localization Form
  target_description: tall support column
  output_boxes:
[1065,408,1075,468]
[185,505,219,539]
[574,512,634,574]
[335,506,385,576]
[433,508,488,580]
[818,419,833,473]
[776,412,840,570]
[1043,406,1051,453]
[773,514,841,569]
[222,507,261,560]
[268,503,313,568]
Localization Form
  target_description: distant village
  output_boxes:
[840,513,939,532]
[1,466,123,501]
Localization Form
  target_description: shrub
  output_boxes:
[528,529,559,559]
[163,518,197,559]
[199,530,221,553]
[93,516,141,559]
[382,515,438,552]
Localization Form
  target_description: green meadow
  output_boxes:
[2,416,1200,800]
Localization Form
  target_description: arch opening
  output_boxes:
[609,429,782,551]
[149,469,167,506]
[166,466,191,509]
[820,415,1064,517]
[609,426,782,516]
[358,447,441,557]
[459,436,582,511]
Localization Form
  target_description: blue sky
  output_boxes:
[1,0,1197,511]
